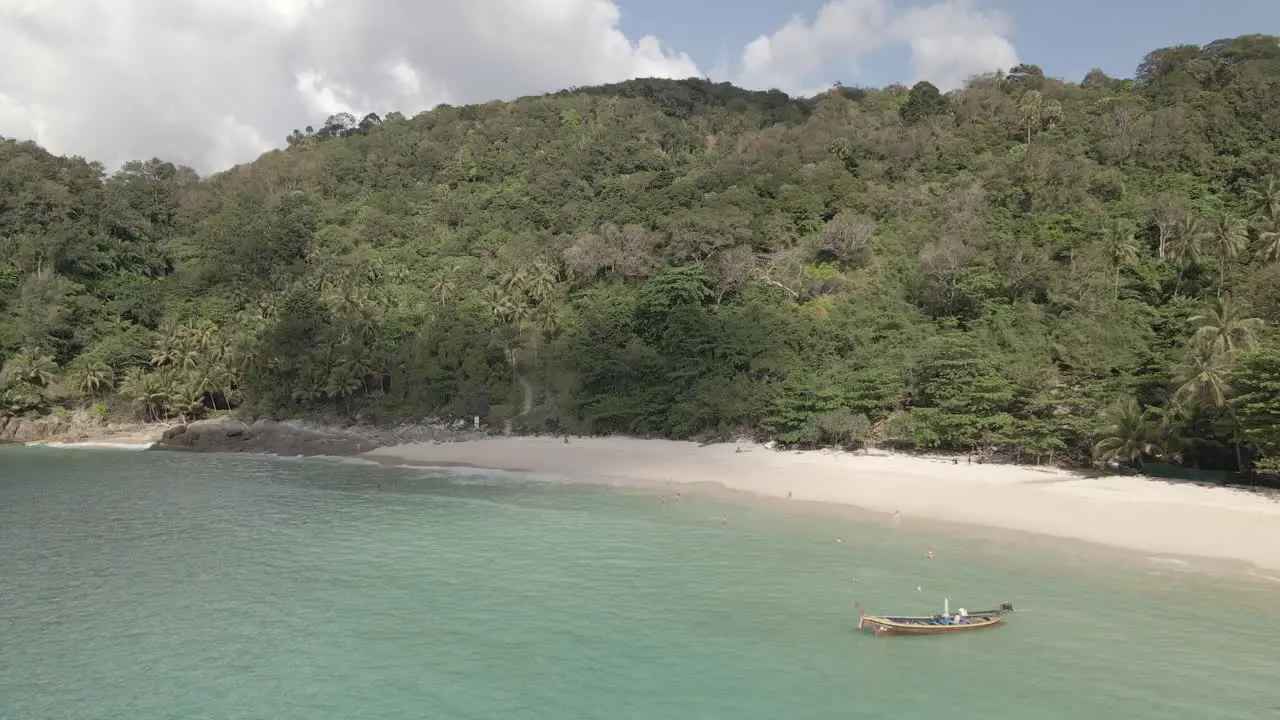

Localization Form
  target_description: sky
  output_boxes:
[0,0,1275,174]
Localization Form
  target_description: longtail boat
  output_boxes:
[857,599,1014,636]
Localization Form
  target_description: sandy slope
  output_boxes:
[365,436,1280,572]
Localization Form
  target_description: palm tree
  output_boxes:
[1256,204,1280,262]
[1147,403,1187,464]
[324,364,361,414]
[482,285,515,324]
[168,381,206,423]
[1174,345,1245,471]
[1093,397,1155,472]
[184,319,219,356]
[1,347,58,388]
[118,367,169,422]
[347,348,375,396]
[211,363,238,410]
[1209,213,1248,295]
[1188,293,1264,357]
[1017,90,1063,146]
[1248,175,1280,217]
[1174,345,1236,408]
[430,272,456,307]
[183,362,222,411]
[224,328,258,385]
[526,262,558,305]
[1168,214,1207,295]
[1103,219,1139,300]
[67,360,115,402]
[149,323,182,368]
[523,304,565,366]
[499,268,527,296]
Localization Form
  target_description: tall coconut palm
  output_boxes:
[1147,403,1188,464]
[482,285,516,325]
[1103,219,1139,300]
[1168,214,1207,295]
[1209,212,1248,295]
[1174,345,1236,408]
[1256,204,1280,262]
[526,262,559,305]
[430,272,457,307]
[324,363,361,414]
[523,303,565,366]
[1173,345,1244,471]
[1092,397,1155,472]
[499,268,527,296]
[1248,175,1280,217]
[118,367,169,422]
[1188,293,1264,357]
[211,363,238,410]
[1017,90,1063,146]
[67,360,115,402]
[149,322,182,368]
[184,319,219,356]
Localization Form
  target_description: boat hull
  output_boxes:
[858,614,1007,635]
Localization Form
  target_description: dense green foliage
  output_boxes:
[4,35,1280,474]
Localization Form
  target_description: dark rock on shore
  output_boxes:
[151,417,487,456]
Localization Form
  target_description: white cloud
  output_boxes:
[0,0,1016,174]
[0,0,699,173]
[739,0,889,91]
[734,0,1017,94]
[890,0,1019,91]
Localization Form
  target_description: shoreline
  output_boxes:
[11,424,171,449]
[364,436,1280,573]
[23,424,1280,575]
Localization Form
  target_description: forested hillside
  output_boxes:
[3,34,1280,473]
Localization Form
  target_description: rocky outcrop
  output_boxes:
[151,417,488,456]
[0,415,158,445]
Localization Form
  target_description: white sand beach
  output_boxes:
[366,436,1280,572]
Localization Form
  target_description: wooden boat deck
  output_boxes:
[858,602,1013,636]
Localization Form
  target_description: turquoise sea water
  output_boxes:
[1,446,1277,719]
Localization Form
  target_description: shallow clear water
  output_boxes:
[1,446,1277,719]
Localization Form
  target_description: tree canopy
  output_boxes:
[3,34,1280,476]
